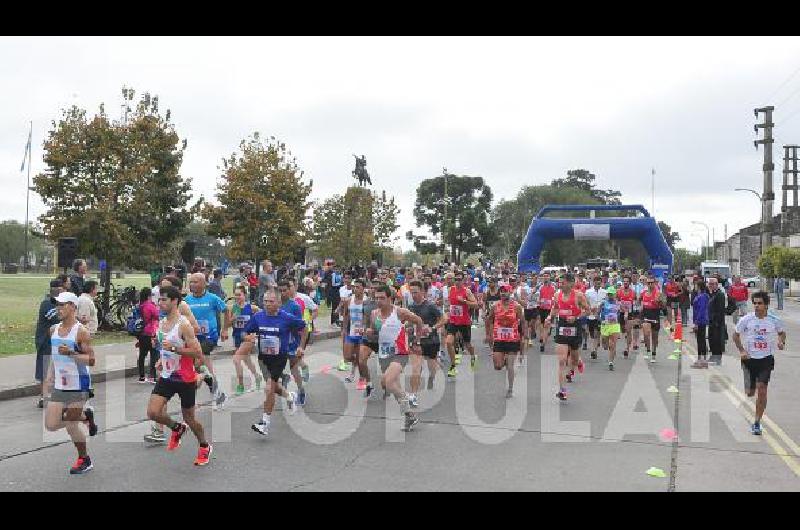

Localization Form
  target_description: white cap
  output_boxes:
[55,292,80,306]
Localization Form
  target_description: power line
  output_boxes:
[765,62,800,104]
[776,105,800,127]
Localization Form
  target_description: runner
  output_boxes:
[445,272,479,376]
[641,276,664,363]
[629,272,646,351]
[364,285,426,431]
[145,286,212,466]
[241,288,307,437]
[486,287,526,397]
[277,280,308,406]
[545,274,590,401]
[617,277,637,358]
[341,278,368,387]
[537,274,556,353]
[357,279,381,397]
[599,287,623,370]
[584,276,606,359]
[729,275,750,325]
[733,291,786,435]
[664,275,682,331]
[289,278,317,384]
[184,273,230,409]
[336,273,354,371]
[408,280,446,401]
[43,291,98,475]
[515,275,538,348]
[229,286,263,395]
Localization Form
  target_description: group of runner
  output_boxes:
[40,262,785,474]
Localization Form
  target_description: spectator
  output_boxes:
[208,269,226,299]
[34,279,64,408]
[136,287,160,383]
[678,278,691,326]
[258,260,276,308]
[691,280,710,368]
[773,276,785,310]
[246,266,259,304]
[69,259,88,297]
[707,277,727,365]
[76,280,99,335]
[729,275,750,324]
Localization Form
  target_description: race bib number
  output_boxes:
[234,315,250,329]
[633,302,643,312]
[558,326,577,337]
[450,305,464,317]
[620,301,632,313]
[527,300,538,309]
[378,343,396,359]
[495,327,516,341]
[539,299,552,310]
[604,312,618,324]
[160,349,180,379]
[259,335,281,356]
[350,314,364,337]
[752,336,769,353]
[197,320,210,336]
[52,353,80,390]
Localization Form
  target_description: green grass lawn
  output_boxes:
[0,273,329,357]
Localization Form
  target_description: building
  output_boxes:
[717,206,800,277]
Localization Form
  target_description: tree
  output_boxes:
[310,187,400,264]
[779,248,800,281]
[673,247,703,272]
[551,169,622,205]
[413,174,492,264]
[33,86,194,297]
[0,220,48,266]
[757,246,787,279]
[204,133,313,267]
[657,221,680,251]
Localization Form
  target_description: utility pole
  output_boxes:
[782,144,800,232]
[442,167,448,261]
[651,167,655,215]
[754,106,775,252]
[22,121,32,272]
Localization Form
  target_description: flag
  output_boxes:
[20,126,31,172]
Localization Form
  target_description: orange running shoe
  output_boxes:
[194,444,213,466]
[167,422,187,451]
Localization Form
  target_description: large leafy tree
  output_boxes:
[412,174,492,264]
[0,220,48,266]
[33,87,194,280]
[551,169,622,205]
[204,133,312,267]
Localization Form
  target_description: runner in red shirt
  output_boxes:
[486,289,526,398]
[537,274,557,353]
[729,276,750,324]
[641,276,664,363]
[445,272,479,375]
[616,277,637,358]
[545,273,590,401]
[663,276,682,331]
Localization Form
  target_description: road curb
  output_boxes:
[0,330,341,403]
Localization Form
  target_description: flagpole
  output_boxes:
[24,121,32,272]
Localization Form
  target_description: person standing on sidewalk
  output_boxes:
[773,276,785,310]
[69,259,88,297]
[258,260,276,308]
[734,291,786,436]
[137,287,161,383]
[707,277,727,365]
[35,279,65,408]
[76,280,98,335]
[691,280,710,368]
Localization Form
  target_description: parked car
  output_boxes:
[742,276,763,287]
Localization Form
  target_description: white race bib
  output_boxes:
[526,300,538,309]
[378,343,396,359]
[234,315,250,329]
[160,349,180,379]
[52,353,80,390]
[449,305,464,317]
[259,335,281,356]
[198,320,210,335]
[496,327,515,341]
[558,326,577,337]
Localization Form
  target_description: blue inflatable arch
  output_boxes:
[516,204,673,278]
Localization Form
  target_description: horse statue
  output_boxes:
[352,154,372,187]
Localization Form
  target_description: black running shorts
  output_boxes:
[446,324,472,343]
[742,356,774,391]
[259,354,289,382]
[152,378,197,409]
[524,309,538,322]
[493,341,521,354]
[642,309,661,331]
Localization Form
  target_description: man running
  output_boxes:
[629,272,646,351]
[277,280,307,405]
[357,279,381,397]
[44,291,98,475]
[241,289,306,437]
[445,272,479,376]
[486,287,526,397]
[599,287,623,370]
[641,276,664,363]
[537,273,556,353]
[229,286,263,395]
[545,274,590,401]
[584,276,606,359]
[289,278,317,384]
[617,276,637,358]
[146,286,212,466]
[408,280,446,401]
[733,291,786,435]
[184,273,229,409]
[365,285,426,431]
[341,278,368,387]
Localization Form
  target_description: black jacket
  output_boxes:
[708,288,726,327]
[35,296,60,352]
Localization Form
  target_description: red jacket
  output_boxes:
[729,282,749,302]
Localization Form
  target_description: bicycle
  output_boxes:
[95,283,139,331]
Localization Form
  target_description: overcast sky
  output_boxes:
[3,36,800,257]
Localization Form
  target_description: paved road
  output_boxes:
[1,319,798,491]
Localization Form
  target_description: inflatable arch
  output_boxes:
[516,204,673,280]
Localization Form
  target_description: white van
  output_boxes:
[540,266,568,276]
[700,261,731,281]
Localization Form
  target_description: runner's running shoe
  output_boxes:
[167,422,187,451]
[69,455,93,475]
[194,445,213,466]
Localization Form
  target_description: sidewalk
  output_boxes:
[0,319,342,402]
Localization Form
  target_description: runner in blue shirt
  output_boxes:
[184,273,230,410]
[277,279,306,404]
[239,288,306,438]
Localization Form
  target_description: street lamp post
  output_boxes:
[734,187,764,260]
[691,221,710,261]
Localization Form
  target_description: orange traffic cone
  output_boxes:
[672,310,683,354]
